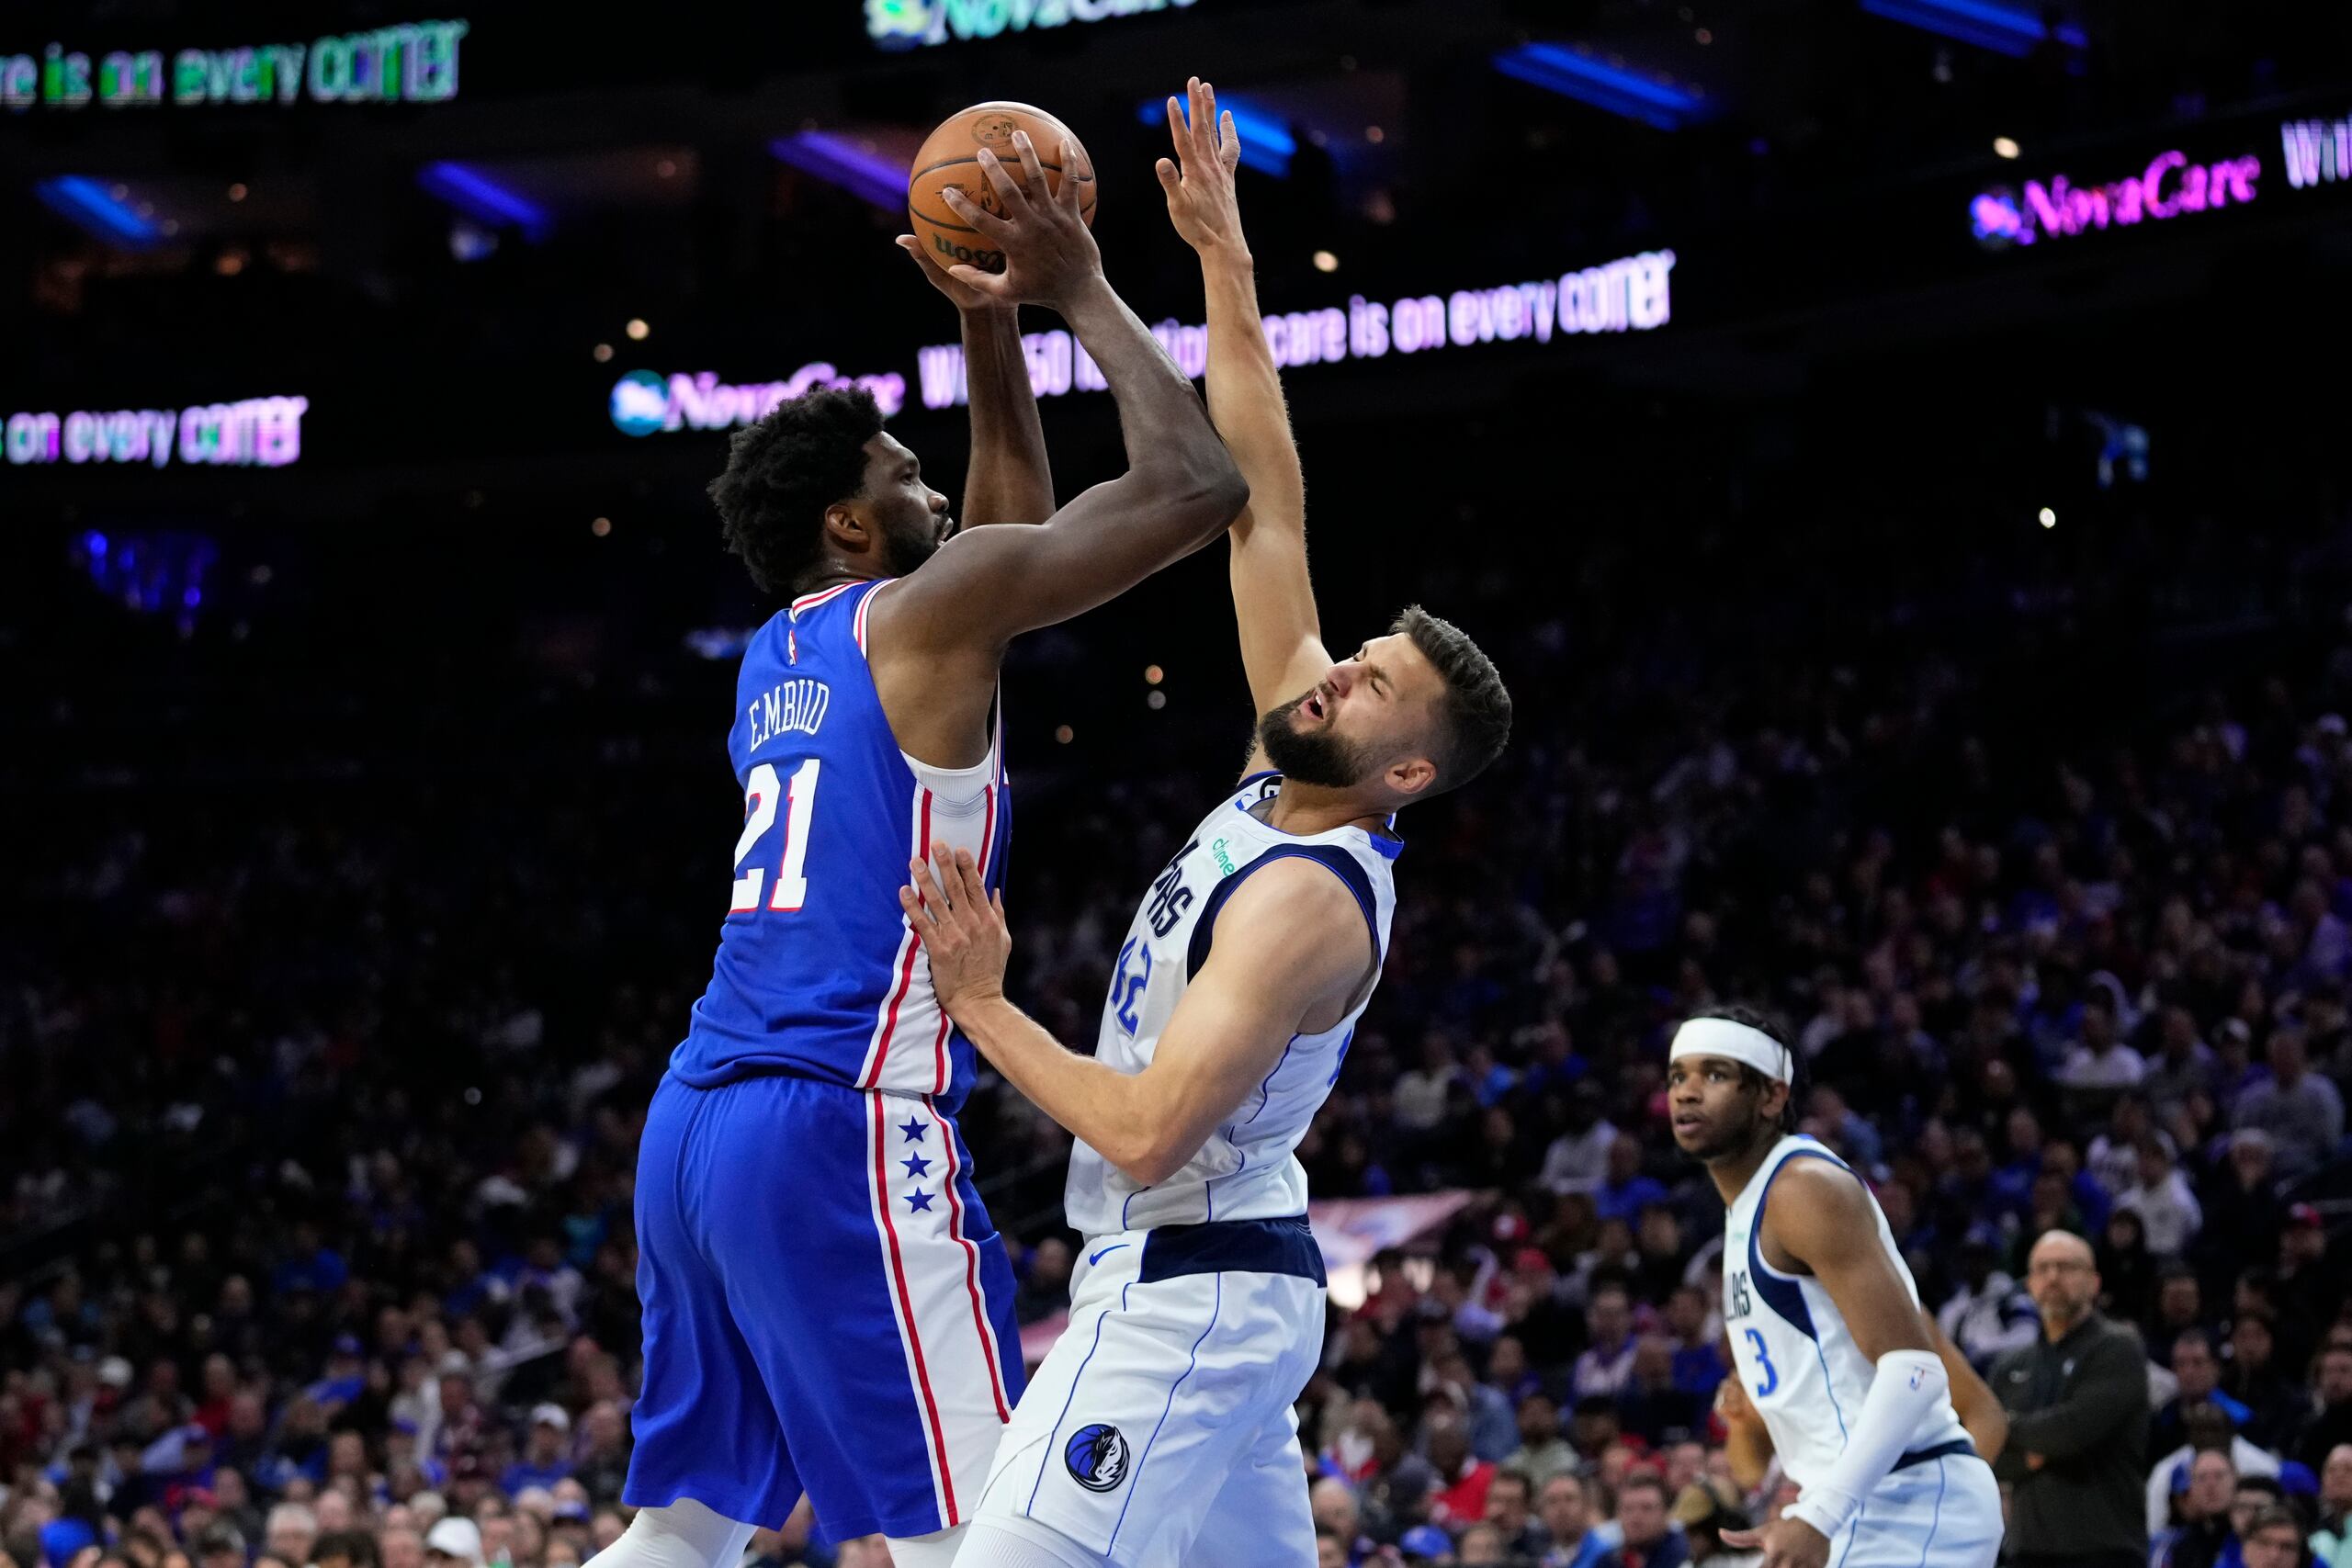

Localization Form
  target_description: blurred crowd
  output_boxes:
[7,362,2352,1568]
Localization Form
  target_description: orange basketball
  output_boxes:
[908,101,1095,276]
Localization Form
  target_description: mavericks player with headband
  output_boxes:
[897,78,1512,1568]
[1669,1010,2004,1568]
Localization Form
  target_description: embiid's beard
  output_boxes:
[1259,693,1380,787]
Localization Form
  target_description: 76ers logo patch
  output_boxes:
[1065,1423,1130,1493]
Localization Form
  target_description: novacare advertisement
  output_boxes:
[609,247,1675,436]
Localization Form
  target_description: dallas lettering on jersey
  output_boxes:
[745,680,831,750]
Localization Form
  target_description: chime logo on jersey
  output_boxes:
[1064,1423,1129,1492]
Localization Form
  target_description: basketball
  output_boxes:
[908,101,1096,275]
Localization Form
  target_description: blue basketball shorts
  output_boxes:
[623,1071,1024,1542]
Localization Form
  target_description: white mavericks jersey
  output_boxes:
[1722,1134,1971,1488]
[1064,771,1399,1236]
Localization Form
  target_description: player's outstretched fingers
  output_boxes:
[1218,109,1239,171]
[1057,138,1091,213]
[1009,130,1049,202]
[974,146,1027,213]
[1718,1530,1761,1551]
[938,185,1012,243]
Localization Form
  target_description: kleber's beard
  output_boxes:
[1260,692,1381,788]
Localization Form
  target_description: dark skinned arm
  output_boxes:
[868,132,1246,767]
[1932,1312,2009,1463]
[894,239,1055,528]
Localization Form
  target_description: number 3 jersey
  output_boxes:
[672,579,1010,1111]
[1063,772,1400,1237]
[1722,1134,1970,1488]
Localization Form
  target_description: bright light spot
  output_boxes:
[228,183,248,202]
[1144,664,1164,685]
[251,564,273,585]
[1695,27,1713,43]
[626,318,650,341]
[110,184,128,201]
[1994,136,2021,160]
[216,252,245,276]
[1312,250,1339,273]
[2038,507,2057,528]
[1147,691,1168,710]
[1054,725,1075,744]
[1364,125,1385,143]
[592,517,612,537]
[593,343,614,363]
[657,158,678,178]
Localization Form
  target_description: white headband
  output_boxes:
[1669,1017,1793,1084]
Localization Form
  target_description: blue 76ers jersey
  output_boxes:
[673,579,1009,1111]
[1064,773,1399,1235]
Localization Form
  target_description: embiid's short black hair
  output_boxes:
[707,387,885,594]
[1690,1002,1804,1133]
[1392,605,1512,794]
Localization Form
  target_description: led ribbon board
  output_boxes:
[867,0,1196,51]
[913,249,1678,409]
[5,397,308,468]
[3,21,465,109]
[610,367,909,437]
[1972,147,2262,250]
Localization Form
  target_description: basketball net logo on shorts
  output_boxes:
[1064,1423,1130,1493]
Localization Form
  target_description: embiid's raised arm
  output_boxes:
[867,126,1249,770]
[1156,78,1330,774]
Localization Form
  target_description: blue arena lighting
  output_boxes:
[418,162,552,241]
[771,132,907,211]
[1491,43,1711,132]
[34,176,160,248]
[1859,0,2086,57]
[1133,95,1295,177]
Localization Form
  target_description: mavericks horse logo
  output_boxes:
[1064,1423,1129,1493]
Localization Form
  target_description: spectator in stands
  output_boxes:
[1508,1393,1581,1490]
[2153,1269,2209,1364]
[1594,1140,1668,1226]
[2232,1032,2346,1181]
[1663,1287,1726,1404]
[1424,1407,1498,1529]
[1610,1472,1688,1568]
[498,1408,571,1495]
[2118,1141,2205,1258]
[2224,1314,2307,1451]
[2154,1333,2256,1455]
[2154,1448,2238,1568]
[2312,1446,2352,1568]
[1542,1085,1620,1198]
[2302,1348,2352,1469]
[2277,1207,2345,1361]
[1396,1032,1463,1141]
[1941,1231,2040,1368]
[2148,1402,2284,1539]
[1538,1474,1607,1568]
[1571,1285,1639,1403]
[2199,1134,2287,1295]
[1309,1477,1376,1567]
[2242,1504,2312,1568]
[2063,991,2145,1091]
[1616,1338,1703,1448]
[1485,1469,1546,1561]
[1457,1521,1508,1564]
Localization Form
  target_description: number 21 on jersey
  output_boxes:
[730,759,820,913]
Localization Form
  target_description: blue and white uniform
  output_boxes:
[626,579,1024,1542]
[1724,1134,2002,1567]
[975,772,1399,1568]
